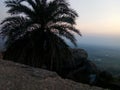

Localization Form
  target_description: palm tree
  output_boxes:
[0,0,81,73]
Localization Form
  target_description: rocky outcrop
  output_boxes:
[71,48,88,60]
[0,60,107,90]
[63,49,99,84]
[63,49,116,90]
[0,53,2,59]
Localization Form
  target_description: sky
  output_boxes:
[0,0,120,48]
[69,0,120,48]
[69,0,120,36]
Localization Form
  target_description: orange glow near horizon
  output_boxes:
[76,13,120,37]
[69,0,120,37]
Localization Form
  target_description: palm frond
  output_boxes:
[6,0,35,17]
[52,9,78,19]
[52,16,75,25]
[25,0,36,10]
[49,25,77,46]
[49,24,81,36]
[34,0,40,5]
[1,16,35,44]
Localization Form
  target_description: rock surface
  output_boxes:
[65,49,99,83]
[71,48,88,60]
[0,53,2,59]
[0,60,108,90]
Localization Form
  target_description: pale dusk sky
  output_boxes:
[0,0,120,47]
[69,0,120,36]
[0,0,120,36]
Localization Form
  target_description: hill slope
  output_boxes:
[0,60,108,90]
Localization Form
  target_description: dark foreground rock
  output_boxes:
[0,60,108,90]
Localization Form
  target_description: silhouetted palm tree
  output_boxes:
[0,0,81,72]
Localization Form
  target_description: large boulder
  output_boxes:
[63,48,88,70]
[0,60,107,90]
[71,48,88,60]
[63,49,98,84]
[0,53,2,59]
[66,60,99,84]
[53,48,90,77]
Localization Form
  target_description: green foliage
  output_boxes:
[0,0,81,72]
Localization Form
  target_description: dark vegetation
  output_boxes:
[0,0,120,90]
[0,0,81,74]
